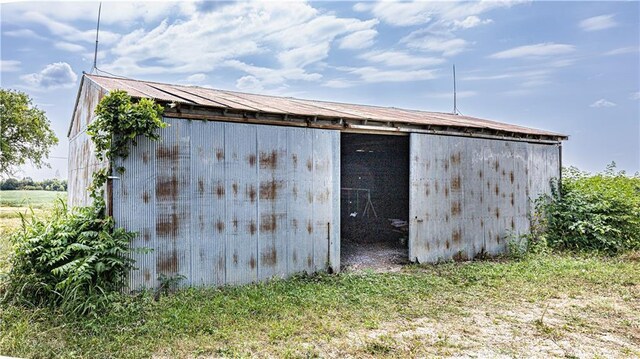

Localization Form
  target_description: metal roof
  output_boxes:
[83,74,567,139]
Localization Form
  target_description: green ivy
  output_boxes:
[87,90,165,205]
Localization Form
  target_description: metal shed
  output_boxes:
[69,74,567,289]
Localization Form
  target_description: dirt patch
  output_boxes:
[329,295,640,358]
[341,240,408,272]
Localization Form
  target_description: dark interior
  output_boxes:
[340,133,410,270]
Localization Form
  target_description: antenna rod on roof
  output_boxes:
[91,2,102,73]
[452,64,459,115]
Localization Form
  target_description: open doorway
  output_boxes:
[340,133,410,270]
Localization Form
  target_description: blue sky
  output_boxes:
[1,0,638,180]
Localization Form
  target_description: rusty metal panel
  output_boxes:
[410,134,560,262]
[113,135,157,290]
[154,118,191,284]
[190,120,226,286]
[224,123,259,285]
[329,132,341,272]
[286,128,314,274]
[256,125,289,280]
[311,130,333,271]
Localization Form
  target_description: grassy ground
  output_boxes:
[0,192,638,358]
[1,253,638,358]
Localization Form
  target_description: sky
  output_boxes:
[1,0,638,180]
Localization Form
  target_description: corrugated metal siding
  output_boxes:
[68,79,108,207]
[113,118,340,289]
[409,134,560,262]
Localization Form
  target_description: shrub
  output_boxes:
[1,200,137,316]
[539,163,640,253]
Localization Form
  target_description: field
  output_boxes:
[1,191,639,358]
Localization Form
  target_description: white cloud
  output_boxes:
[186,73,207,83]
[580,14,617,32]
[21,11,121,45]
[54,42,85,53]
[359,50,444,68]
[100,1,377,90]
[339,29,378,50]
[489,43,575,59]
[589,99,617,108]
[630,92,640,100]
[323,79,355,88]
[452,16,493,29]
[340,66,438,83]
[3,29,45,40]
[402,30,469,56]
[20,62,77,89]
[1,60,21,72]
[603,46,638,56]
[353,1,521,27]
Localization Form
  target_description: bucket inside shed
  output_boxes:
[340,133,410,270]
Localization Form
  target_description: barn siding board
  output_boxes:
[111,119,339,289]
[409,134,559,263]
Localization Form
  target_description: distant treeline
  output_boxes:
[0,177,67,191]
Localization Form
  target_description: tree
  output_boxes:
[0,89,58,177]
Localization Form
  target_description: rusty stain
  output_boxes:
[247,185,256,203]
[233,253,238,264]
[480,218,485,227]
[232,182,238,196]
[249,256,256,269]
[157,250,178,273]
[156,176,178,200]
[307,190,313,204]
[199,213,204,231]
[496,234,501,244]
[216,149,225,161]
[261,248,277,266]
[307,255,313,268]
[248,154,257,167]
[259,180,283,200]
[292,184,298,199]
[143,191,150,203]
[260,214,277,233]
[306,159,313,171]
[144,269,151,282]
[259,150,278,169]
[292,154,298,168]
[157,145,179,160]
[249,220,257,235]
[307,220,314,234]
[157,213,179,236]
[493,160,500,172]
[451,175,461,191]
[445,214,450,222]
[479,170,484,179]
[451,201,461,216]
[450,152,461,165]
[510,171,515,184]
[511,218,516,229]
[292,250,298,264]
[425,183,431,197]
[453,251,467,262]
[216,183,225,198]
[510,193,515,206]
[142,151,150,164]
[494,184,499,196]
[444,159,450,171]
[217,257,225,271]
[452,229,461,242]
[143,231,151,242]
[292,218,299,230]
[495,207,500,219]
[198,178,205,194]
[232,217,238,230]
[444,186,450,198]
[435,181,439,193]
[502,169,506,177]
[445,240,450,249]
[216,220,225,233]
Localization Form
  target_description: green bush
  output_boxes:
[1,200,137,316]
[540,163,640,253]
